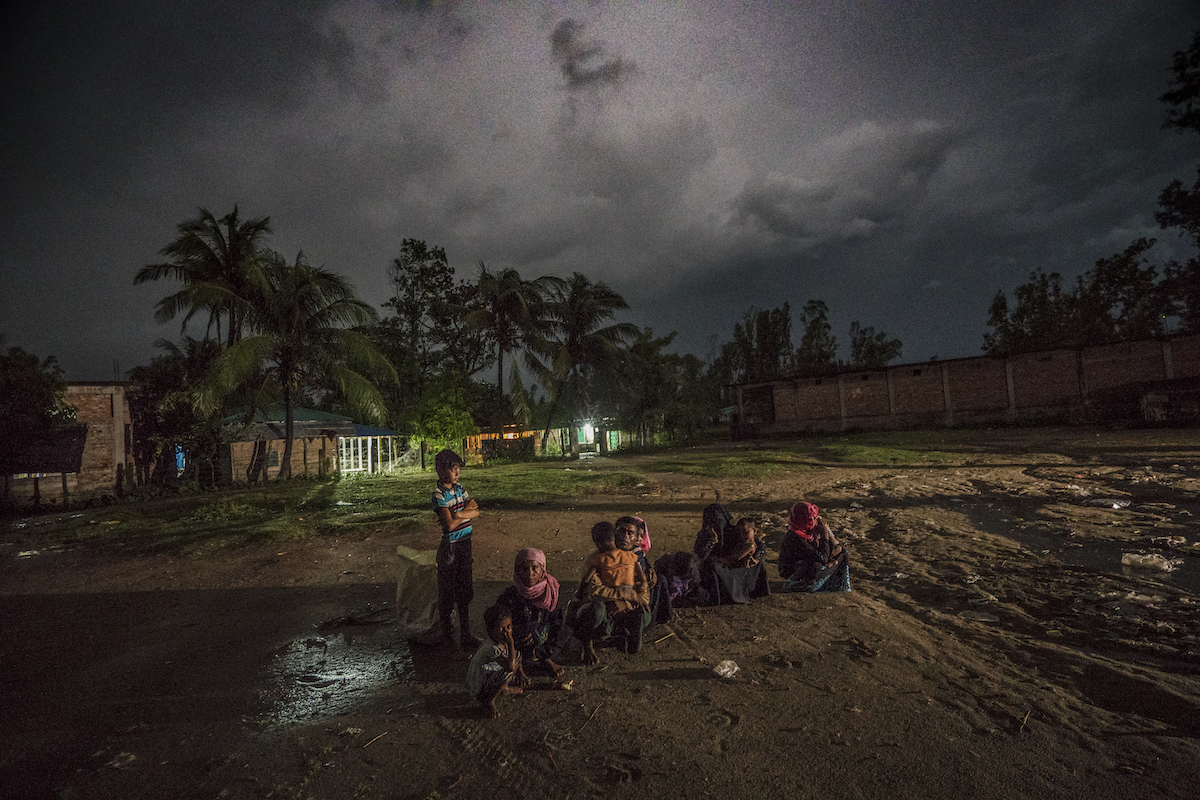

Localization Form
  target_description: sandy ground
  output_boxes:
[2,429,1199,799]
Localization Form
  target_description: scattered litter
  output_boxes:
[958,611,1000,622]
[363,731,388,748]
[1121,553,1179,572]
[16,550,38,558]
[335,501,353,506]
[106,752,136,769]
[713,660,739,679]
[1150,536,1187,548]
[1085,499,1130,509]
[558,680,574,691]
[340,727,363,736]
[1124,592,1163,607]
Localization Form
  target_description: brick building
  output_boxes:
[733,333,1200,436]
[4,383,132,506]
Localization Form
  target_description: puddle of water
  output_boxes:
[1018,531,1200,594]
[264,619,415,724]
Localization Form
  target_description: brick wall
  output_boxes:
[1009,351,1080,410]
[773,379,840,424]
[944,359,1010,413]
[228,436,335,483]
[1169,336,1200,379]
[892,365,947,420]
[736,333,1200,436]
[1083,340,1170,397]
[842,372,890,418]
[6,383,130,506]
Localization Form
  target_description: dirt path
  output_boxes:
[3,432,1199,799]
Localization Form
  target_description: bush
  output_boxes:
[482,436,535,464]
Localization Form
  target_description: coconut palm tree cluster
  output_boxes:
[132,208,716,483]
[134,207,396,482]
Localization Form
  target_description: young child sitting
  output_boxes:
[567,521,649,665]
[712,518,765,568]
[465,604,529,718]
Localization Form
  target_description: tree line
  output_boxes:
[123,203,920,484]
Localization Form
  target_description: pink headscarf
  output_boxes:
[787,502,820,541]
[513,548,559,612]
[632,515,651,554]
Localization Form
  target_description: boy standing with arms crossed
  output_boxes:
[430,448,481,649]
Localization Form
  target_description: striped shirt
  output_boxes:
[432,481,473,542]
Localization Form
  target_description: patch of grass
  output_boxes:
[645,450,812,478]
[812,443,959,465]
[189,499,262,523]
[0,461,655,558]
[469,463,644,501]
[341,461,646,506]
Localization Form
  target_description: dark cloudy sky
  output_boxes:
[1,1,1196,381]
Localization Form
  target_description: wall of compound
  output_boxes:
[737,334,1200,436]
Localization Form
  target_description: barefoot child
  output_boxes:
[567,522,650,665]
[431,448,481,648]
[465,604,529,717]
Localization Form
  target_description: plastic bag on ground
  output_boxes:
[396,545,439,638]
[1121,552,1178,572]
[713,660,739,678]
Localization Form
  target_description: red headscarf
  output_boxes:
[788,502,820,541]
[632,515,651,554]
[513,548,559,612]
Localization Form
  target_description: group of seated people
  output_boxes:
[467,501,852,716]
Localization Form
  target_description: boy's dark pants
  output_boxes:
[569,600,650,653]
[437,537,476,642]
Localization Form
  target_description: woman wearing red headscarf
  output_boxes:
[779,502,851,592]
[496,548,565,678]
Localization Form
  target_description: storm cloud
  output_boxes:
[0,1,1194,379]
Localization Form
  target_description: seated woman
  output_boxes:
[693,503,733,562]
[694,504,770,604]
[566,522,651,665]
[779,502,851,592]
[495,548,565,678]
[616,516,671,624]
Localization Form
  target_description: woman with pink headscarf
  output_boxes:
[496,548,565,677]
[779,502,851,592]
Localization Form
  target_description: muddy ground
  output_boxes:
[3,428,1200,799]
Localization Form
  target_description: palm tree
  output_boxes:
[197,252,397,479]
[529,272,638,452]
[463,263,555,395]
[135,206,272,347]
